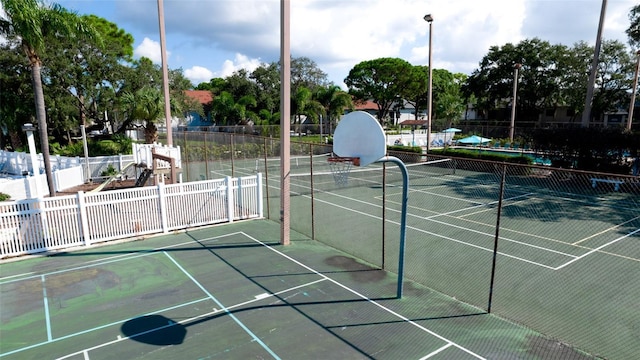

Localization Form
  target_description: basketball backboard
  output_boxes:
[333,111,386,167]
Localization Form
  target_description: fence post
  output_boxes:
[487,163,507,313]
[158,182,169,233]
[257,173,263,218]
[77,191,91,246]
[226,176,234,222]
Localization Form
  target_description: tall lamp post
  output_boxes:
[628,50,640,131]
[157,0,173,146]
[509,63,521,143]
[424,14,433,151]
[582,0,607,127]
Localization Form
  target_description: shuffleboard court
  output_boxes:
[0,221,596,359]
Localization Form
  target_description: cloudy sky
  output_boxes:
[10,0,639,87]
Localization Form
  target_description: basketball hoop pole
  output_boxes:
[376,155,409,299]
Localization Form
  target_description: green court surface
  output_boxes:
[0,221,598,359]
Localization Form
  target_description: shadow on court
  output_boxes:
[0,220,597,359]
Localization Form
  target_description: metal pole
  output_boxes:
[581,0,607,127]
[280,0,291,245]
[488,164,507,313]
[628,50,640,131]
[509,64,521,143]
[424,14,434,151]
[157,0,173,145]
[377,156,409,299]
[80,125,90,182]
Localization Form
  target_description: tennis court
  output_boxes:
[250,155,638,359]
[0,221,595,359]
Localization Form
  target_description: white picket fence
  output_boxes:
[0,174,262,258]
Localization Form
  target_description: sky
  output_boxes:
[4,0,638,87]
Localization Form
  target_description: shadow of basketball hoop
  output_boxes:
[121,314,186,345]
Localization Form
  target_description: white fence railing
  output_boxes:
[0,174,263,258]
[0,166,85,199]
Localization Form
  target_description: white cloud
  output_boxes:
[219,53,263,78]
[184,66,214,85]
[134,37,170,64]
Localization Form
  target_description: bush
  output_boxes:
[0,192,11,201]
[430,148,533,165]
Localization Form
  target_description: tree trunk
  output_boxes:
[31,63,55,197]
[144,122,158,143]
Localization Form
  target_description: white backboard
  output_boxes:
[333,111,386,167]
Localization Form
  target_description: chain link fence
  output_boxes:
[174,130,639,359]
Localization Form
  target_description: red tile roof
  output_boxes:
[185,90,213,105]
[353,100,378,110]
[399,120,428,126]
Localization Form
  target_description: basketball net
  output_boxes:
[327,156,359,186]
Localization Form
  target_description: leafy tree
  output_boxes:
[0,0,99,196]
[0,42,33,150]
[434,71,467,128]
[43,14,133,137]
[211,91,257,126]
[402,65,428,120]
[291,56,329,93]
[251,62,280,115]
[345,57,415,124]
[291,86,323,132]
[627,4,640,49]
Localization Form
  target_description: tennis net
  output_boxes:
[286,158,456,195]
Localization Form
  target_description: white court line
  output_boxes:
[0,233,240,286]
[41,275,52,342]
[420,343,453,359]
[264,176,560,269]
[52,278,327,360]
[317,188,575,263]
[163,251,281,360]
[2,296,210,358]
[240,232,487,360]
[554,228,640,270]
[0,272,34,281]
[572,215,640,245]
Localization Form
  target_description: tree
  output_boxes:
[44,14,134,138]
[344,57,415,124]
[0,0,99,196]
[402,65,429,120]
[0,42,33,150]
[120,86,164,143]
[434,72,467,128]
[314,85,353,133]
[627,4,640,49]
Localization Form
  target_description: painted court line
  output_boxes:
[572,215,640,245]
[41,275,53,342]
[420,343,453,359]
[163,251,281,360]
[314,189,573,267]
[240,232,487,360]
[51,279,325,360]
[555,227,640,270]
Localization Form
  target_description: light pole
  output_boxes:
[582,0,607,127]
[509,63,521,143]
[628,50,640,131]
[157,0,173,145]
[424,14,433,151]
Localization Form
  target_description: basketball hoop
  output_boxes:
[327,156,360,186]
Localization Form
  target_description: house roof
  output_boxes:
[184,90,213,105]
[399,120,428,126]
[353,100,378,110]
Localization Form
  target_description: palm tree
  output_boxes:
[0,0,97,196]
[315,85,353,134]
[121,87,164,143]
